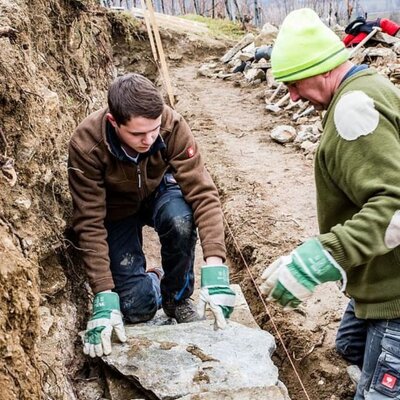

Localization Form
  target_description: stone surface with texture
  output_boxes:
[102,320,289,399]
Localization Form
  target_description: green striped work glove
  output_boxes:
[260,238,347,310]
[83,291,126,358]
[198,265,236,330]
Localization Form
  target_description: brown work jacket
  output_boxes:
[68,105,225,293]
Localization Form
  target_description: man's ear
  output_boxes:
[106,113,117,128]
[322,70,331,79]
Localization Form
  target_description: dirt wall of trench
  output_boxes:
[0,1,152,398]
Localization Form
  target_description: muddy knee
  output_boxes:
[163,214,196,244]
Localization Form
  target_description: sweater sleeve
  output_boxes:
[318,89,400,270]
[164,110,226,261]
[68,139,114,293]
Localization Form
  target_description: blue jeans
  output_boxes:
[105,173,197,323]
[336,300,400,399]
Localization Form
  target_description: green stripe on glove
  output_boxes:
[260,238,346,310]
[198,265,236,329]
[83,291,127,358]
[201,265,230,287]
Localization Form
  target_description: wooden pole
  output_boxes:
[349,26,381,57]
[143,0,175,108]
[140,0,158,63]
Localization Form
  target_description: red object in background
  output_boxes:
[343,18,400,47]
[343,32,367,46]
[380,18,400,35]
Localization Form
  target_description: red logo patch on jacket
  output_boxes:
[382,373,397,389]
[187,146,195,158]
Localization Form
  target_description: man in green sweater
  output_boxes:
[260,8,400,399]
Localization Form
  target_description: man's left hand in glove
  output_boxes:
[260,238,347,310]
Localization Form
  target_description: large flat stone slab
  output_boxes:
[230,283,259,329]
[102,320,288,399]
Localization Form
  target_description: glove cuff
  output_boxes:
[293,238,346,284]
[201,265,229,287]
[93,291,120,312]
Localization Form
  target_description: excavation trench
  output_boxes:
[0,2,355,398]
[118,62,356,399]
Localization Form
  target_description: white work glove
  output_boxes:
[197,265,236,330]
[83,291,127,357]
[260,238,346,310]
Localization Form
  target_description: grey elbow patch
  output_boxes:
[384,210,400,248]
[334,91,379,141]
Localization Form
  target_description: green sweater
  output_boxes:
[316,69,400,319]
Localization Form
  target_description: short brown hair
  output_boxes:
[107,73,164,125]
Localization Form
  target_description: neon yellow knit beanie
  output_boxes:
[271,8,349,82]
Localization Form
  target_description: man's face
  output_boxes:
[107,114,162,153]
[285,73,332,110]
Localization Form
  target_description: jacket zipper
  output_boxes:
[137,164,142,188]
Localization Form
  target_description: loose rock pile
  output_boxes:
[198,23,400,156]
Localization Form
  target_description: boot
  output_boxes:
[162,298,203,323]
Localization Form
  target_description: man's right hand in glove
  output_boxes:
[260,238,347,310]
[83,291,126,357]
[197,264,236,330]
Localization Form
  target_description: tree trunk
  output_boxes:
[193,0,199,14]
[225,0,233,20]
[232,0,242,22]
[178,0,185,14]
[254,0,260,27]
[345,0,353,22]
